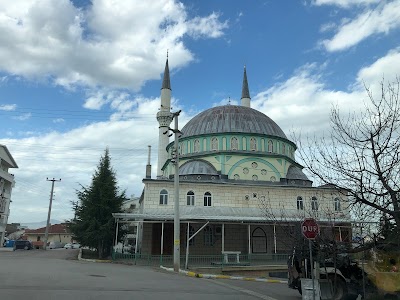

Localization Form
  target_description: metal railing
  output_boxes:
[112,251,288,268]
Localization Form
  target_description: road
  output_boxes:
[0,248,301,300]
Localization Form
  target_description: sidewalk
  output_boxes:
[0,247,13,251]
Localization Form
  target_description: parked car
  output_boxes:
[48,241,64,249]
[64,243,81,249]
[72,243,81,249]
[64,243,73,249]
[13,240,33,251]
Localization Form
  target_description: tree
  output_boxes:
[69,148,126,259]
[297,78,400,230]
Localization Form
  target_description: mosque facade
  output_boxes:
[114,59,352,257]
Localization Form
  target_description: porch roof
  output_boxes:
[112,207,352,223]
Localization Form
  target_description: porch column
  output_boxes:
[222,223,225,252]
[161,222,165,255]
[338,226,342,242]
[273,223,277,254]
[248,224,251,254]
[185,222,190,269]
[134,222,139,254]
[114,219,119,247]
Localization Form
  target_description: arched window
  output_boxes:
[159,189,168,205]
[211,137,218,151]
[334,198,341,211]
[187,191,195,206]
[282,144,286,155]
[250,137,257,151]
[311,196,318,211]
[204,192,212,207]
[297,196,304,210]
[231,137,238,150]
[194,139,200,153]
[204,226,213,246]
[268,140,273,152]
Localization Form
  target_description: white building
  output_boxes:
[0,145,18,247]
[113,59,352,258]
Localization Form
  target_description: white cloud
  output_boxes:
[0,104,17,111]
[313,0,379,8]
[252,47,400,138]
[0,0,228,90]
[12,113,31,121]
[321,1,400,52]
[52,118,65,123]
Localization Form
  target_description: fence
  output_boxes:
[111,251,288,268]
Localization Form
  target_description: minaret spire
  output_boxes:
[161,51,171,90]
[241,65,251,108]
[156,53,173,177]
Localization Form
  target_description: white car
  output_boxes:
[64,243,80,249]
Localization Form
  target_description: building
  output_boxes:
[0,145,18,247]
[113,59,352,258]
[24,223,72,248]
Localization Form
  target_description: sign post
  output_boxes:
[301,218,320,300]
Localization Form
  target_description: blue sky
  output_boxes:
[1,0,400,223]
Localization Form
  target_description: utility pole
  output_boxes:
[43,178,61,250]
[165,110,181,272]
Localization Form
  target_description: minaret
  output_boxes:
[156,56,173,177]
[241,66,251,108]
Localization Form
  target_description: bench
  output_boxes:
[222,251,241,264]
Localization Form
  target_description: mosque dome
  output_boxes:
[179,160,219,176]
[181,105,287,140]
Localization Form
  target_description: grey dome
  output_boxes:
[286,166,310,181]
[179,160,218,175]
[181,105,287,139]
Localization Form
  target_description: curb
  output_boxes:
[159,266,287,284]
[77,248,112,263]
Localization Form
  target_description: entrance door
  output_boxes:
[252,227,267,253]
[152,223,173,255]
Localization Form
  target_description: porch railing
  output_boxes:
[111,251,288,268]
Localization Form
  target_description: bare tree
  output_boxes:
[297,78,400,229]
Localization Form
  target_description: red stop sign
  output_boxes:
[301,218,319,240]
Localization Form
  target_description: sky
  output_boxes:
[1,0,400,224]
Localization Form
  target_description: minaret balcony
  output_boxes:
[156,111,173,127]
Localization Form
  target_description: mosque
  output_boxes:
[113,59,352,258]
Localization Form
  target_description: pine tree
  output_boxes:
[69,148,126,259]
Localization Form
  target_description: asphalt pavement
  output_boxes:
[0,248,301,300]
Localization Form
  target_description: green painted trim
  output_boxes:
[227,157,281,179]
[176,132,297,149]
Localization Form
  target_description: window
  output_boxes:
[250,137,257,151]
[187,191,195,206]
[268,140,273,152]
[334,198,341,211]
[194,139,200,153]
[311,196,318,211]
[204,192,212,206]
[204,226,213,246]
[282,144,286,155]
[159,189,168,205]
[297,196,304,210]
[231,137,238,150]
[211,137,218,151]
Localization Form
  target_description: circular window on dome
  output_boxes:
[261,169,267,175]
[197,175,202,180]
[211,176,215,180]
[252,193,257,198]
[183,176,187,180]
[251,162,258,169]
[252,175,258,181]
[270,176,276,182]
[234,174,240,180]
[260,195,266,201]
[244,195,250,201]
[243,168,249,174]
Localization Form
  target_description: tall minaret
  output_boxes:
[156,56,173,177]
[241,66,251,108]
